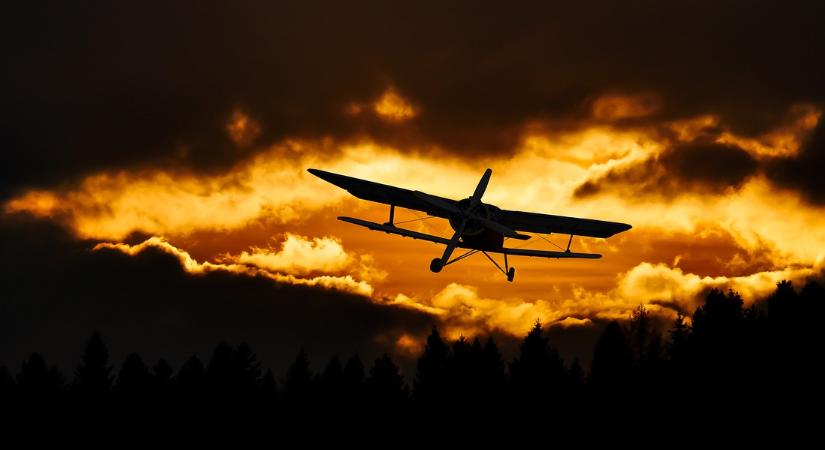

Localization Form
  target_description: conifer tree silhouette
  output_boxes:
[481,336,506,400]
[176,355,206,398]
[668,312,690,363]
[206,342,234,397]
[0,365,15,399]
[589,321,631,394]
[320,355,345,405]
[114,352,151,397]
[691,289,747,390]
[343,354,365,404]
[366,353,407,408]
[260,368,277,400]
[153,358,173,394]
[627,305,664,391]
[449,335,473,404]
[569,358,585,389]
[509,320,566,403]
[18,353,65,398]
[73,331,113,397]
[414,326,449,403]
[231,342,262,395]
[284,348,313,403]
[2,277,823,411]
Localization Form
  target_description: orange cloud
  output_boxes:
[716,104,821,158]
[6,117,825,342]
[95,237,375,296]
[6,126,825,271]
[591,93,660,121]
[226,109,262,147]
[373,88,417,122]
[226,233,386,281]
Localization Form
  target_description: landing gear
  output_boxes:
[430,248,515,281]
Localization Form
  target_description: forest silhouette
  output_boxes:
[2,279,822,415]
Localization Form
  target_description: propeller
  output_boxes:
[416,169,528,241]
[469,168,492,209]
[428,168,530,271]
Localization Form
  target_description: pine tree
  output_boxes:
[260,368,277,401]
[509,320,566,402]
[73,330,113,397]
[18,353,65,398]
[114,352,150,396]
[414,326,450,403]
[480,336,506,402]
[231,342,262,394]
[284,348,313,402]
[343,354,365,403]
[206,342,234,396]
[321,355,345,404]
[176,355,206,396]
[589,321,631,393]
[449,335,473,404]
[668,312,690,363]
[153,358,173,396]
[0,365,15,398]
[366,353,408,408]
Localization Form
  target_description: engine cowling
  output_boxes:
[448,199,505,249]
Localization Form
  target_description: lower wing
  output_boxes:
[338,216,601,259]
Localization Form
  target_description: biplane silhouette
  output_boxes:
[309,168,631,281]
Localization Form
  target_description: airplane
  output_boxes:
[308,168,631,282]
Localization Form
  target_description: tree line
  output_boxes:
[1,279,822,411]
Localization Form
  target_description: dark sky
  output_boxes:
[3,1,824,198]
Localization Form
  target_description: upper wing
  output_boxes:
[499,210,632,238]
[308,168,455,218]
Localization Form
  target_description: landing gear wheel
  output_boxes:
[507,267,515,282]
[430,258,444,273]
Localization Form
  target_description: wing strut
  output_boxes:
[482,251,516,282]
[385,204,395,226]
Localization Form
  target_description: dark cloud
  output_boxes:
[0,215,437,375]
[2,0,824,197]
[575,142,759,198]
[767,117,825,204]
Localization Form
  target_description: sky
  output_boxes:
[2,0,825,371]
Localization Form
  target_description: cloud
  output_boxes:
[383,255,825,339]
[94,236,376,297]
[767,118,825,204]
[576,142,759,198]
[373,88,417,122]
[6,119,825,272]
[231,234,352,274]
[573,259,825,319]
[226,233,387,282]
[0,216,436,374]
[591,93,660,122]
[3,1,825,199]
